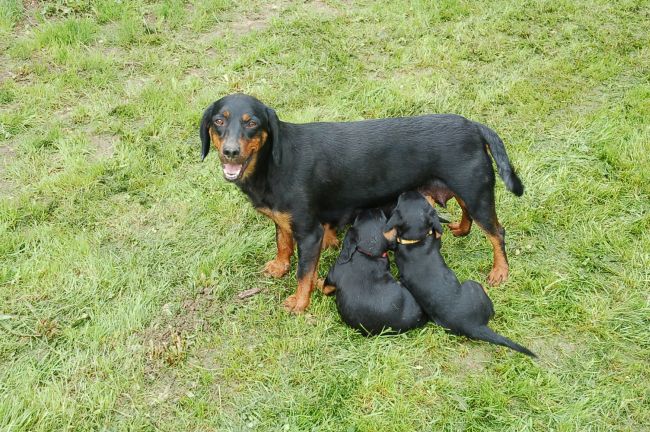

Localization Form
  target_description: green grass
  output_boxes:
[1,0,649,430]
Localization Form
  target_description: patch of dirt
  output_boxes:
[123,76,151,96]
[142,285,217,368]
[89,134,118,160]
[455,345,492,374]
[530,334,579,366]
[307,0,340,16]
[0,143,17,197]
[196,28,225,50]
[231,16,271,35]
[183,66,207,81]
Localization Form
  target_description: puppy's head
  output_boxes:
[339,209,390,263]
[384,191,444,243]
[199,93,281,182]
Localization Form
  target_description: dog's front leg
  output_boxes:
[257,208,294,278]
[263,222,294,278]
[284,222,323,313]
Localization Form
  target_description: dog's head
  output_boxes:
[200,93,281,182]
[384,191,444,243]
[339,209,390,263]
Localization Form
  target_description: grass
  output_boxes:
[1,0,648,430]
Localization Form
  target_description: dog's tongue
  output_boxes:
[223,163,242,179]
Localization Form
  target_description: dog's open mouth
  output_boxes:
[222,157,251,181]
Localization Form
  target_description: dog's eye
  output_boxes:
[214,119,224,126]
[246,120,257,128]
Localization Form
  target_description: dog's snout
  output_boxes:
[223,146,240,159]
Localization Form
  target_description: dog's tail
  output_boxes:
[477,123,524,197]
[465,325,537,358]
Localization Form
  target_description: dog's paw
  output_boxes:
[448,221,471,237]
[283,294,309,314]
[488,265,509,286]
[263,259,290,278]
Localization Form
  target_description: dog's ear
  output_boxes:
[338,227,358,264]
[266,107,281,165]
[200,103,215,161]
[428,207,444,239]
[385,210,403,231]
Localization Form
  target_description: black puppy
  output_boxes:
[384,191,536,357]
[323,209,427,336]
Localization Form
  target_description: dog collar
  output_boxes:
[396,230,433,245]
[356,246,388,259]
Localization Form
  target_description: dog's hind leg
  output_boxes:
[461,187,510,286]
[473,208,509,286]
[448,196,473,237]
[321,223,340,250]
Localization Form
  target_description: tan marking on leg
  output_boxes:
[284,259,320,314]
[485,231,509,286]
[321,224,339,250]
[258,208,294,278]
[448,196,472,237]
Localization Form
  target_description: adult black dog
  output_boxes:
[200,93,523,313]
[384,191,536,357]
[322,209,427,336]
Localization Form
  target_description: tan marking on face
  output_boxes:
[237,131,268,180]
[239,130,267,156]
[383,228,397,242]
[242,113,251,122]
[222,111,230,119]
[209,128,223,152]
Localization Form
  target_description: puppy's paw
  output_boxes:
[263,259,290,278]
[316,279,336,296]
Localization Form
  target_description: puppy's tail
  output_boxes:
[466,325,537,358]
[477,123,524,197]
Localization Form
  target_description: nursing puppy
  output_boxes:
[385,192,536,357]
[323,209,427,336]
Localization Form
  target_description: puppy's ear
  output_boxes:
[266,107,281,165]
[200,103,215,161]
[385,210,403,231]
[428,208,444,239]
[338,228,358,264]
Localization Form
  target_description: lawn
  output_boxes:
[1,0,648,430]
